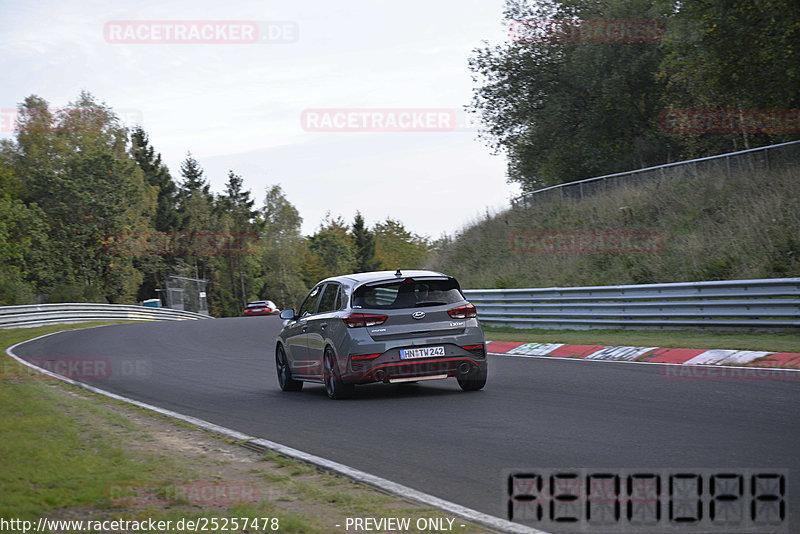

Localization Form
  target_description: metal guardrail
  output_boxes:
[463,278,800,330]
[513,139,800,208]
[0,303,212,329]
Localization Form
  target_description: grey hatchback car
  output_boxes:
[275,269,487,399]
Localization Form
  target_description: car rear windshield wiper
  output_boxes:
[413,300,448,307]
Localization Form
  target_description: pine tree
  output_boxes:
[217,171,258,230]
[214,170,260,314]
[352,211,380,272]
[179,153,210,200]
[175,153,216,283]
[130,127,179,232]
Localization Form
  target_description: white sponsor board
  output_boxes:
[507,343,565,356]
[684,350,736,365]
[584,346,656,361]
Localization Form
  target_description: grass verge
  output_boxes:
[485,326,800,353]
[1,323,496,533]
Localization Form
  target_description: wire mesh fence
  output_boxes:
[164,275,209,315]
[513,139,800,208]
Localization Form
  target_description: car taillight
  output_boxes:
[351,353,381,361]
[342,313,388,328]
[461,344,484,351]
[448,303,477,319]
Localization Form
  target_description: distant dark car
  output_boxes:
[275,269,487,399]
[243,300,280,316]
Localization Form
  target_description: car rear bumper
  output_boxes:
[348,355,487,384]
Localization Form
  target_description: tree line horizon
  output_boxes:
[0,93,434,315]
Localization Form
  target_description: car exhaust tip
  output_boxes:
[374,369,387,381]
[457,362,472,375]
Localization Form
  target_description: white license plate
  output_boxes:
[400,346,445,359]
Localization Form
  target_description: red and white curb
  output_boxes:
[487,341,800,371]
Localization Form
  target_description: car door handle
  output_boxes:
[320,323,328,329]
[302,325,307,332]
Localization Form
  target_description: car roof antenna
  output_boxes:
[395,269,402,277]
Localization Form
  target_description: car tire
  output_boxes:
[324,347,354,400]
[276,345,303,392]
[457,365,487,391]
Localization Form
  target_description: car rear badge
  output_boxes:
[412,311,425,320]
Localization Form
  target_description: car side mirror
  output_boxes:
[279,309,296,320]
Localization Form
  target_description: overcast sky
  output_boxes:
[1,0,520,238]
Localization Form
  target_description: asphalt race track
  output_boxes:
[12,318,800,533]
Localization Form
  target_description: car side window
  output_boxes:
[336,286,347,310]
[317,283,339,314]
[298,285,322,317]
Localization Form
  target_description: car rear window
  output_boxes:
[352,278,464,309]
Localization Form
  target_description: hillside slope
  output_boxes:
[428,167,800,289]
